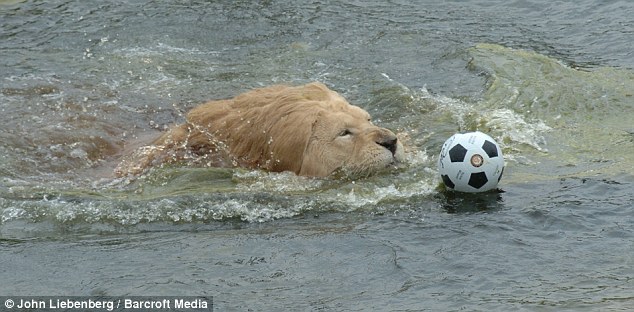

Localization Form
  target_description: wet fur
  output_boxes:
[115,82,403,178]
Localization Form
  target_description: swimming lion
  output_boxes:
[115,82,404,178]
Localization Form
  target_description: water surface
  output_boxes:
[1,0,633,310]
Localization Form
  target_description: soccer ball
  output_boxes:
[438,131,505,192]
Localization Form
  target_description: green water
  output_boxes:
[472,43,634,180]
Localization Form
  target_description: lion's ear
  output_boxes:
[265,112,317,174]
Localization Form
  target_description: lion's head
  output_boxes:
[116,82,405,178]
[294,85,405,177]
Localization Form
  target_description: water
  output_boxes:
[1,0,633,310]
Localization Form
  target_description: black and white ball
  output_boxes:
[438,131,505,192]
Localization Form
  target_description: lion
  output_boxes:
[115,82,404,178]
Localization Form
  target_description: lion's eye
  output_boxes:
[338,129,352,137]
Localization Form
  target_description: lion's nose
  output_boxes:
[376,134,398,156]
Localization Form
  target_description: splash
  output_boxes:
[469,43,634,123]
[374,76,552,159]
[468,43,634,178]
